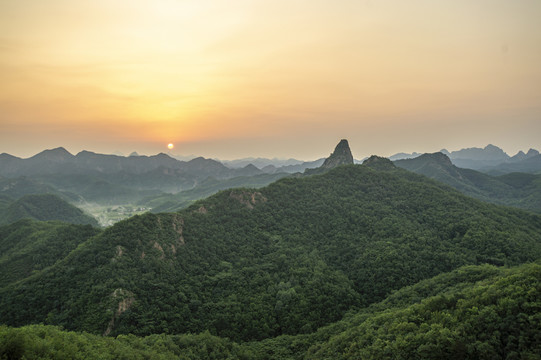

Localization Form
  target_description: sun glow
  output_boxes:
[167,143,174,150]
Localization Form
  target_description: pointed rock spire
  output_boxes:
[321,139,354,169]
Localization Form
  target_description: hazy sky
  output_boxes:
[1,0,540,160]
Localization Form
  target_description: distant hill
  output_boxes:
[394,152,541,212]
[0,194,98,226]
[389,145,541,174]
[388,152,422,161]
[0,176,76,200]
[269,158,325,173]
[481,154,541,175]
[446,144,509,168]
[510,148,539,162]
[220,157,303,169]
[1,160,540,342]
[0,149,282,206]
[143,172,290,213]
[0,148,263,179]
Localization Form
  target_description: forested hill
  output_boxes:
[304,261,541,359]
[1,161,541,343]
[0,194,98,226]
[1,262,539,359]
[0,220,101,287]
[394,152,541,213]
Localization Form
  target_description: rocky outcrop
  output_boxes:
[321,139,354,169]
[305,140,354,175]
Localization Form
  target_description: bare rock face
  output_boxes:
[304,139,354,176]
[321,139,354,169]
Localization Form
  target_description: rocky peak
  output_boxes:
[321,139,354,169]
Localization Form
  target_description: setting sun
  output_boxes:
[0,0,540,159]
[167,143,174,150]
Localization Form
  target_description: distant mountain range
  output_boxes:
[390,144,541,174]
[1,143,540,224]
[394,152,541,213]
[220,157,304,169]
[0,148,330,224]
[0,148,251,178]
[0,148,298,209]
[3,143,537,179]
[0,147,329,179]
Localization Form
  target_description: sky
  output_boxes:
[1,0,540,160]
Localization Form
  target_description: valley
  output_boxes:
[78,203,151,227]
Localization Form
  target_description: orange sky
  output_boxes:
[1,0,540,160]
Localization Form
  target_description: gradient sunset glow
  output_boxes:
[1,0,540,159]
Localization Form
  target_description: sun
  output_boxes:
[167,143,174,150]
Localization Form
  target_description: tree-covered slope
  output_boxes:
[0,176,74,200]
[0,194,13,214]
[1,163,540,343]
[1,262,539,359]
[0,325,247,360]
[0,220,101,287]
[143,172,290,213]
[306,262,541,360]
[0,194,98,226]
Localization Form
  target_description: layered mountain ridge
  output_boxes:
[395,152,541,212]
[1,141,541,358]
[1,159,540,342]
[390,144,541,173]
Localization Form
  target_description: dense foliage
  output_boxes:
[0,194,98,226]
[0,325,247,360]
[1,163,540,345]
[0,220,100,287]
[1,262,539,359]
[306,262,541,359]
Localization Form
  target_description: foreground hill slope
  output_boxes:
[1,161,540,342]
[1,262,539,359]
[306,261,541,360]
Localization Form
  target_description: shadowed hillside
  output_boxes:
[0,194,98,226]
[395,152,541,212]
